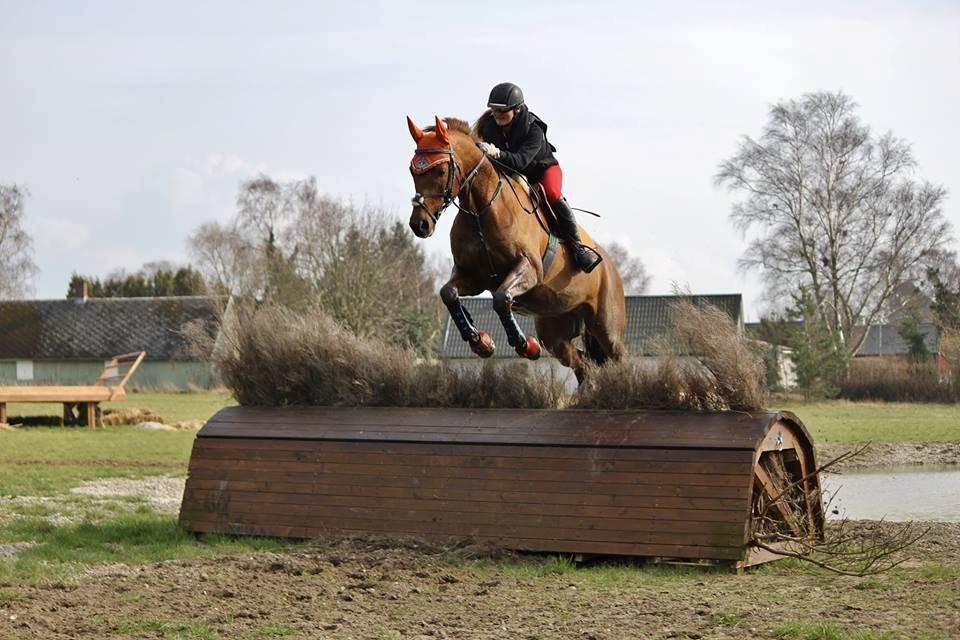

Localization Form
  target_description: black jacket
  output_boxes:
[476,107,558,182]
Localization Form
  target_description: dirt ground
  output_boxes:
[0,522,957,640]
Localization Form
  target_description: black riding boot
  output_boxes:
[552,197,602,273]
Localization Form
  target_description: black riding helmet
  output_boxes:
[487,82,524,110]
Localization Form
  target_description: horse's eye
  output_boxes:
[435,167,446,176]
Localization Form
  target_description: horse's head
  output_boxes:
[406,115,458,239]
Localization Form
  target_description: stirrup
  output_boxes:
[574,244,603,273]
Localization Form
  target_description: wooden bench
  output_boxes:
[0,351,146,428]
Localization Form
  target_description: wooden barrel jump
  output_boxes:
[179,407,824,567]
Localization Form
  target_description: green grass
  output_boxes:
[116,618,220,639]
[0,427,197,495]
[252,624,299,637]
[780,400,960,443]
[0,507,300,583]
[917,562,959,580]
[0,588,20,603]
[774,620,892,640]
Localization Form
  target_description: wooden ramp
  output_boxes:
[179,407,824,567]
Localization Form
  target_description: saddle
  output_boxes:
[514,176,559,237]
[508,176,562,275]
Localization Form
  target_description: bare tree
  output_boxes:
[605,242,651,294]
[0,184,38,299]
[716,91,951,362]
[186,220,261,296]
[237,174,317,246]
[188,176,442,353]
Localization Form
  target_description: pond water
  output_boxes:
[820,465,960,522]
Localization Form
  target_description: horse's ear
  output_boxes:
[434,116,449,144]
[407,116,424,142]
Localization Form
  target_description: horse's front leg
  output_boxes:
[492,255,542,360]
[440,267,495,358]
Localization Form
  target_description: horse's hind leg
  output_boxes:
[584,272,627,365]
[584,322,625,366]
[440,268,494,357]
[535,314,587,383]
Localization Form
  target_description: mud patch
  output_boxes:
[818,441,960,470]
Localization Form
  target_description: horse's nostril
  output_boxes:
[419,220,429,234]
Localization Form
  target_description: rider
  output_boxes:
[476,82,602,273]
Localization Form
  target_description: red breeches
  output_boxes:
[539,164,563,203]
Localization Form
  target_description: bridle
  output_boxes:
[410,144,502,224]
[410,142,504,278]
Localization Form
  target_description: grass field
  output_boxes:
[779,400,960,443]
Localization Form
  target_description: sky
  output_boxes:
[2,0,958,320]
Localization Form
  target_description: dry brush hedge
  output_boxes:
[215,300,767,411]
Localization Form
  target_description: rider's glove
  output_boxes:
[479,142,501,158]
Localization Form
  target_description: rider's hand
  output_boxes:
[479,142,501,158]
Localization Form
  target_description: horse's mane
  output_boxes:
[423,117,480,142]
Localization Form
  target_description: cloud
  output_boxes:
[34,218,92,252]
[171,153,270,222]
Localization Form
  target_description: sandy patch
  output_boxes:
[68,476,186,515]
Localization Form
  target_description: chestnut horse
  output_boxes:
[407,115,625,382]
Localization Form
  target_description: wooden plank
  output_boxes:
[180,517,744,551]
[198,424,759,449]
[182,484,746,522]
[183,486,750,515]
[184,477,750,501]
[184,455,752,479]
[179,507,746,547]
[0,386,125,403]
[191,438,754,464]
[184,465,751,491]
[180,518,745,560]
[0,402,6,424]
[183,483,748,521]
[198,406,775,449]
[202,415,762,438]
[114,351,146,390]
[203,419,757,440]
[211,405,775,429]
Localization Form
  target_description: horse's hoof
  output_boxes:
[470,331,495,358]
[516,335,541,360]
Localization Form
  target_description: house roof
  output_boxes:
[0,297,223,361]
[439,294,743,358]
[855,322,942,357]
